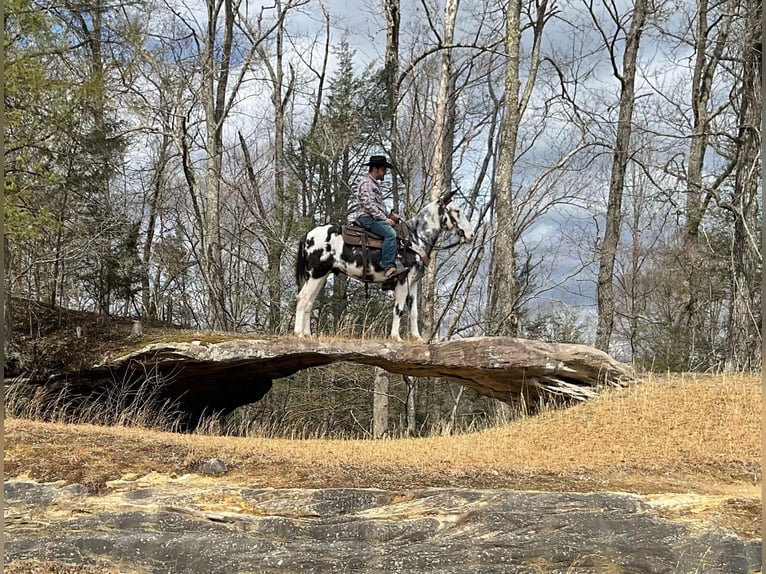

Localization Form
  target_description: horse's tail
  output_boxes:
[295,235,309,290]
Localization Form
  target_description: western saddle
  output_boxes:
[341,220,428,285]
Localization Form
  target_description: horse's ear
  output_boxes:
[439,187,459,204]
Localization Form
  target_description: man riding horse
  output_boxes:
[355,155,405,279]
[294,154,475,340]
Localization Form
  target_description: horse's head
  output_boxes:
[439,200,474,243]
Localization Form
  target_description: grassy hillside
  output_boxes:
[5,372,761,539]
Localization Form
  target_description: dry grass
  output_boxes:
[4,372,761,539]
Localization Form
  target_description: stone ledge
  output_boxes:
[4,478,760,574]
[19,337,635,426]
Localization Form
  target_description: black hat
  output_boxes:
[364,155,394,169]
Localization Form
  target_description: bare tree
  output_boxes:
[683,0,737,243]
[592,0,650,352]
[488,0,551,336]
[253,0,300,333]
[200,0,239,330]
[421,0,461,341]
[173,0,291,330]
[140,92,175,320]
[385,0,402,208]
[726,0,762,370]
[679,0,738,344]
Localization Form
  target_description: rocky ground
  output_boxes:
[4,474,762,574]
[4,409,762,573]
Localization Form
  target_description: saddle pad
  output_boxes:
[341,223,384,249]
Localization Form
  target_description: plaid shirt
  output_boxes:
[355,174,389,221]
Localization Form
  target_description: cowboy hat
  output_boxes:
[364,155,395,169]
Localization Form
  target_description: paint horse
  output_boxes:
[294,196,475,340]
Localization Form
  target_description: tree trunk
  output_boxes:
[681,0,736,341]
[198,0,238,331]
[422,0,460,341]
[141,111,169,320]
[446,386,464,435]
[489,0,522,337]
[384,0,400,211]
[372,0,400,431]
[331,153,351,331]
[404,375,417,436]
[488,0,550,337]
[372,368,389,438]
[726,0,762,370]
[50,190,68,309]
[82,0,114,318]
[594,0,648,352]
[267,0,287,334]
[4,234,12,358]
[429,0,459,201]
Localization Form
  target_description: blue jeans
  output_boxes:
[357,214,397,269]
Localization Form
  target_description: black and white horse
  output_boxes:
[294,197,475,340]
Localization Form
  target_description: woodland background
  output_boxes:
[4,0,762,436]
